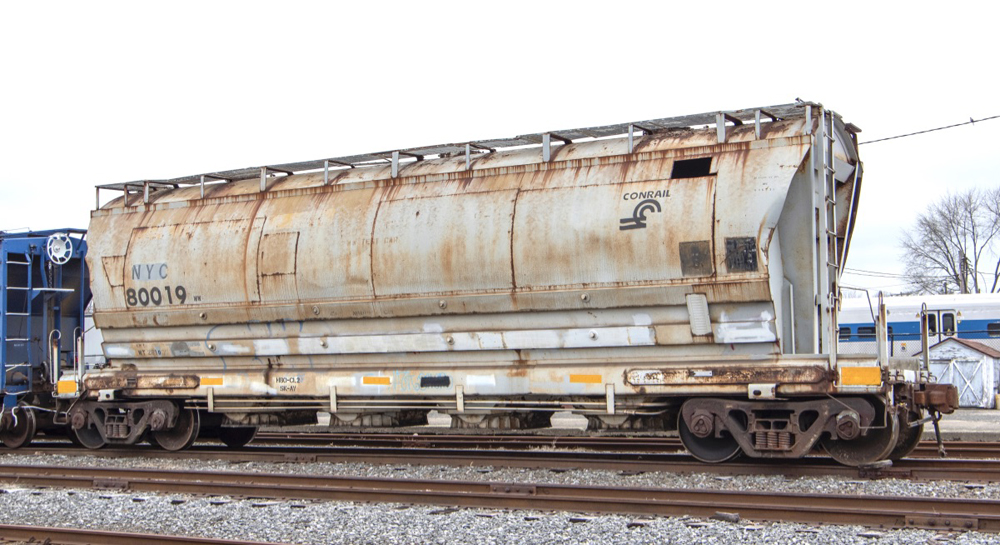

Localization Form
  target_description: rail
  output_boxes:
[0,524,277,545]
[7,440,1000,483]
[0,463,996,532]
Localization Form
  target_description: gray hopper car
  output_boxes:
[43,101,957,465]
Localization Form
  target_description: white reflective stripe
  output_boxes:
[253,339,290,355]
[104,346,134,357]
[632,313,652,326]
[466,375,496,387]
[108,326,658,357]
[713,321,777,343]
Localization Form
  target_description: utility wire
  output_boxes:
[844,267,908,278]
[846,265,1000,279]
[860,115,1000,145]
[844,267,939,280]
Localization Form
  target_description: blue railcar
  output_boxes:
[0,229,89,446]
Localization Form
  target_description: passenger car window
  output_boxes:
[942,312,956,336]
[926,314,937,336]
[838,326,851,340]
[989,323,1000,338]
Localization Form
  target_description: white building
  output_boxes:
[917,338,1000,409]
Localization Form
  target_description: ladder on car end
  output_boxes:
[0,247,33,408]
[814,107,844,365]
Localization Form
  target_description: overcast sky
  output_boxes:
[1,1,997,294]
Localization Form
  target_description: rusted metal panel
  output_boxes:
[372,190,517,296]
[624,157,676,183]
[124,219,253,308]
[513,177,714,288]
[626,365,827,386]
[81,352,840,401]
[692,280,771,303]
[258,232,299,276]
[83,373,199,390]
[262,189,378,302]
[679,241,713,276]
[725,237,758,272]
[258,231,299,302]
[711,142,810,274]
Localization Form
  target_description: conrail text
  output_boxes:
[622,190,670,201]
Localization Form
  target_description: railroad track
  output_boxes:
[254,431,1000,459]
[0,524,276,545]
[0,463,996,533]
[8,441,1000,483]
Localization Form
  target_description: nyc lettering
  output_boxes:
[126,262,192,307]
[132,263,169,281]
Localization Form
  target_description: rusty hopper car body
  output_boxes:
[48,102,955,464]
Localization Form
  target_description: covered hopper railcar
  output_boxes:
[9,102,957,465]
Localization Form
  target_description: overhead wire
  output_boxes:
[843,267,940,280]
[843,267,908,278]
[850,114,1000,292]
[859,114,1000,145]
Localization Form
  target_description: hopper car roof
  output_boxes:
[98,101,846,191]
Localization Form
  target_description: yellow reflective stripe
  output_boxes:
[57,380,78,395]
[570,374,602,384]
[841,366,882,386]
[200,377,224,386]
[363,376,391,385]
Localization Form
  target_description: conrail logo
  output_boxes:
[619,198,663,231]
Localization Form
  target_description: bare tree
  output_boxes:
[902,187,1000,294]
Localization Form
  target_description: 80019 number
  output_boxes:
[126,285,187,307]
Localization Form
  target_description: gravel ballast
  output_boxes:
[0,450,996,544]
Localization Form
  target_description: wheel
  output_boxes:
[822,410,899,466]
[66,426,83,447]
[678,412,742,463]
[888,411,924,461]
[1,408,37,449]
[150,408,200,451]
[69,424,107,449]
[219,427,257,448]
